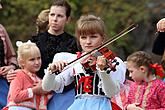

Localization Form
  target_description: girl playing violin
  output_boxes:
[42,14,126,110]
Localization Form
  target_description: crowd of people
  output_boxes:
[0,0,165,110]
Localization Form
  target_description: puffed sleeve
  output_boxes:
[109,57,126,84]
[98,69,120,98]
[42,52,76,93]
[96,57,126,98]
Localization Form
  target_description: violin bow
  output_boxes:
[62,23,138,71]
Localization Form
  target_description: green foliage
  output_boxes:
[1,0,50,44]
[1,0,151,56]
[70,0,150,56]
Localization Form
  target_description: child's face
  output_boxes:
[79,33,104,53]
[127,61,146,83]
[23,55,41,74]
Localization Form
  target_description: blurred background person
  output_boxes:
[36,9,49,34]
[0,2,18,109]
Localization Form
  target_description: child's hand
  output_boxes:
[48,61,68,73]
[96,56,107,71]
[127,103,143,110]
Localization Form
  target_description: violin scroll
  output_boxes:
[105,59,119,74]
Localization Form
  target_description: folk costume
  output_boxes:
[111,79,134,109]
[124,79,165,110]
[42,52,126,110]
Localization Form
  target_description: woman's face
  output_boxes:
[79,33,104,53]
[48,6,69,34]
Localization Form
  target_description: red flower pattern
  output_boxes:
[77,76,93,93]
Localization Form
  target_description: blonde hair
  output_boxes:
[76,14,106,41]
[127,51,152,68]
[36,9,50,34]
[127,51,154,77]
[17,41,41,68]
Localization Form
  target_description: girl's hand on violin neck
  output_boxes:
[48,61,68,73]
[96,56,107,71]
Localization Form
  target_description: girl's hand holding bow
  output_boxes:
[48,61,68,74]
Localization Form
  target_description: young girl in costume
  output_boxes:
[42,14,126,110]
[4,41,52,110]
[125,51,165,110]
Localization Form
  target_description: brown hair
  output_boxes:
[75,14,106,42]
[51,0,71,18]
[36,9,49,34]
[127,51,152,68]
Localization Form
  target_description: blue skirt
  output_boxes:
[67,95,112,110]
[8,106,33,110]
[0,77,9,109]
[47,89,75,110]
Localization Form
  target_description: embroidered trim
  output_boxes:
[135,85,141,103]
[141,82,152,109]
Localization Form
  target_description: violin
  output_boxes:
[81,47,119,73]
[53,23,138,73]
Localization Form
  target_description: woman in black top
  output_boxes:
[31,0,80,110]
